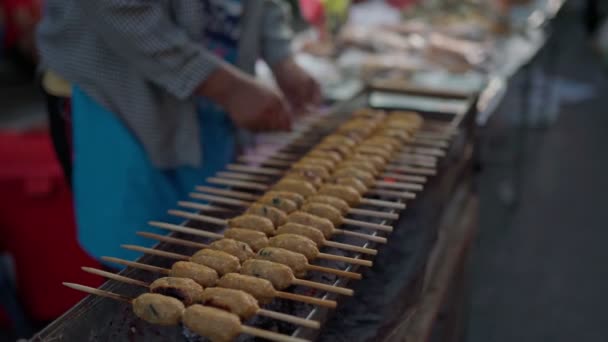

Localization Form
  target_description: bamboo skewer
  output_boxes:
[81,267,321,330]
[216,171,272,182]
[165,211,377,266]
[116,256,330,310]
[63,283,311,342]
[169,202,387,246]
[250,150,438,165]
[204,178,407,209]
[211,172,425,193]
[170,206,393,235]
[189,191,399,220]
[202,175,416,202]
[384,164,437,176]
[121,245,355,296]
[240,154,437,170]
[139,231,364,280]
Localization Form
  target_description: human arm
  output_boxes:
[76,1,291,131]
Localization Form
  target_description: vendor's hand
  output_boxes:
[227,77,293,132]
[272,58,322,113]
[199,65,292,132]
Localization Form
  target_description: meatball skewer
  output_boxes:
[137,226,366,279]
[165,211,379,264]
[102,257,337,309]
[63,284,310,342]
[188,190,398,221]
[184,196,389,244]
[138,230,363,280]
[121,244,356,296]
[81,267,320,329]
[204,178,405,209]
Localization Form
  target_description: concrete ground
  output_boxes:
[468,5,608,342]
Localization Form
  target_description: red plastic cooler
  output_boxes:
[0,130,102,321]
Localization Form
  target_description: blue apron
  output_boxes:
[73,0,242,262]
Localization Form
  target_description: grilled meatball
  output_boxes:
[315,143,352,159]
[366,136,402,149]
[353,108,386,119]
[264,191,305,207]
[283,171,324,188]
[209,238,254,263]
[241,259,294,290]
[269,234,319,261]
[356,145,392,160]
[257,195,298,214]
[332,167,375,187]
[307,195,350,214]
[169,261,218,288]
[332,177,368,194]
[276,223,325,246]
[273,179,317,197]
[295,157,335,171]
[290,164,331,180]
[228,215,275,235]
[321,135,357,148]
[319,184,362,206]
[379,129,411,143]
[246,203,287,227]
[218,273,275,304]
[339,160,379,176]
[132,293,184,326]
[350,154,387,169]
[360,141,396,154]
[306,150,343,164]
[182,305,241,342]
[200,287,259,320]
[287,211,334,238]
[301,203,343,227]
[256,247,309,278]
[223,228,268,252]
[191,249,240,276]
[149,277,204,306]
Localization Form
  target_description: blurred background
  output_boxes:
[1,0,607,341]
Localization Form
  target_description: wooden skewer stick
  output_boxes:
[195,185,260,200]
[174,202,388,245]
[166,211,376,267]
[366,189,415,201]
[398,147,446,157]
[216,171,272,183]
[63,283,311,342]
[171,206,393,234]
[122,245,355,296]
[375,180,423,192]
[226,164,284,176]
[101,257,336,309]
[381,173,427,184]
[227,165,424,196]
[81,267,321,330]
[204,178,407,209]
[139,231,364,280]
[384,165,437,176]
[187,203,389,247]
[189,191,399,220]
[207,177,268,191]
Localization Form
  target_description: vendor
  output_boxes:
[37,0,320,262]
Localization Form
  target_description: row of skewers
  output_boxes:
[64,109,452,342]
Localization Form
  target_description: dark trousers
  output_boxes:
[43,89,73,187]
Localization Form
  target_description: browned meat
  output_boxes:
[149,277,204,306]
[132,293,185,326]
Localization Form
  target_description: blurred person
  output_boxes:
[37,0,320,262]
[1,0,41,79]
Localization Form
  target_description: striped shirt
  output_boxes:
[37,0,293,168]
